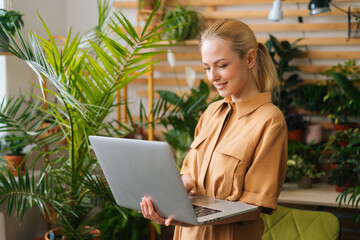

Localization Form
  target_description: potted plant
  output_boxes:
[3,133,28,176]
[140,79,219,166]
[295,83,328,144]
[138,0,158,10]
[265,35,304,115]
[163,4,201,43]
[285,112,305,142]
[321,60,360,131]
[325,128,360,192]
[287,141,325,188]
[0,0,174,239]
[0,9,23,52]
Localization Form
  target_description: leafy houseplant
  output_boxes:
[0,9,23,51]
[295,83,328,144]
[325,128,360,192]
[265,34,304,114]
[287,141,325,188]
[3,133,29,176]
[0,0,175,239]
[333,65,360,224]
[321,60,360,129]
[141,80,218,167]
[138,0,158,10]
[285,112,305,142]
[266,35,305,141]
[163,4,201,42]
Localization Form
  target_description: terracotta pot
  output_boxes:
[140,0,155,10]
[44,227,100,240]
[298,176,312,189]
[335,182,351,192]
[333,123,355,132]
[4,154,25,176]
[288,129,304,142]
[305,123,322,144]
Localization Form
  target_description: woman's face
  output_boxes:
[201,37,258,101]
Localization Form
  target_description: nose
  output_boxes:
[208,68,220,82]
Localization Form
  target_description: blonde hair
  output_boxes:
[200,19,278,92]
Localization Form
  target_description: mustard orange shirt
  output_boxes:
[174,92,288,240]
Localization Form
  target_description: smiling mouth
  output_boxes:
[214,82,228,89]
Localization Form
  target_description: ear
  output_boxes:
[247,49,257,69]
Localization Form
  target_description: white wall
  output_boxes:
[5,0,67,98]
[65,0,99,36]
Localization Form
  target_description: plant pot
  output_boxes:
[334,182,351,192]
[298,176,312,189]
[45,227,100,240]
[288,129,304,142]
[4,154,25,176]
[0,33,9,52]
[139,0,155,10]
[333,123,355,132]
[305,123,322,144]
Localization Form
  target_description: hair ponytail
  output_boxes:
[252,42,278,92]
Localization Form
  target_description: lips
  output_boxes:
[214,81,228,90]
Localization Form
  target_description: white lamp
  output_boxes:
[268,0,284,21]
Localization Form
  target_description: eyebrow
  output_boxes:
[202,58,227,65]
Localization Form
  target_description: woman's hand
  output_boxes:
[181,174,197,196]
[139,196,194,227]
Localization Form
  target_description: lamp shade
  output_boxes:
[308,0,331,15]
[268,0,284,21]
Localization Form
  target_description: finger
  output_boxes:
[141,197,149,218]
[189,189,197,196]
[165,217,173,226]
[146,198,165,224]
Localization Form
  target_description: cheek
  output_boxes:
[221,68,237,80]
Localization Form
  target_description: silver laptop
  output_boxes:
[89,136,258,225]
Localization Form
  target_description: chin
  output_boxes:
[217,91,229,98]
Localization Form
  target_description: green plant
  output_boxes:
[321,60,360,124]
[325,128,360,187]
[336,185,360,223]
[0,0,176,238]
[3,133,28,155]
[294,83,328,123]
[91,205,154,240]
[286,141,325,182]
[141,80,218,166]
[138,0,157,10]
[0,9,23,35]
[265,35,304,114]
[333,71,360,223]
[163,4,201,42]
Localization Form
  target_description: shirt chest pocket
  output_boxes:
[211,144,249,199]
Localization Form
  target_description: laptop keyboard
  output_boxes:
[192,205,222,217]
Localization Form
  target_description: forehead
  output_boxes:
[201,38,237,63]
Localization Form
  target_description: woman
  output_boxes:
[140,18,288,240]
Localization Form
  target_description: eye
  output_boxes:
[203,67,210,71]
[218,64,227,68]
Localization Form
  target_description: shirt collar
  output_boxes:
[211,92,272,119]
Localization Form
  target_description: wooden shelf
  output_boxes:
[279,183,356,208]
[0,52,12,56]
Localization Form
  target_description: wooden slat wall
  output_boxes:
[114,0,360,130]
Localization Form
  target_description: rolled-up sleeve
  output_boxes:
[239,120,288,211]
